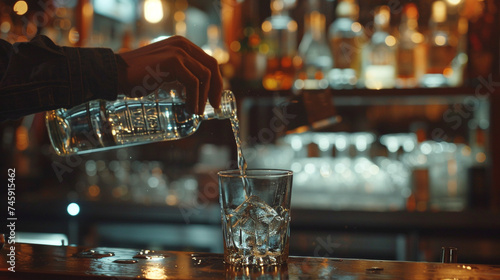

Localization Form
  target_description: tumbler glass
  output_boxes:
[218,169,293,266]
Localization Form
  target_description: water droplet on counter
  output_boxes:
[73,249,115,258]
[459,265,479,270]
[114,259,138,264]
[133,249,165,259]
[366,267,384,273]
[133,255,164,259]
[190,253,204,257]
[191,256,205,266]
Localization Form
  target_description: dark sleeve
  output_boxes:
[0,35,118,121]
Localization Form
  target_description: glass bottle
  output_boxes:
[396,3,424,88]
[294,0,332,91]
[46,82,236,156]
[361,5,397,89]
[328,0,364,89]
[420,0,456,87]
[261,0,298,91]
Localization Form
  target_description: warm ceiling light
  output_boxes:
[144,0,164,24]
[447,0,462,5]
[13,1,28,16]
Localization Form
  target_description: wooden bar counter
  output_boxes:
[2,243,500,279]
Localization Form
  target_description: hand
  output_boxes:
[116,36,223,115]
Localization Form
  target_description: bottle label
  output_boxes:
[397,49,415,77]
[331,37,361,69]
[427,45,455,74]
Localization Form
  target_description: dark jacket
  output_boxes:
[0,35,118,121]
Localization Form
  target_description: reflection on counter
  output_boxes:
[246,131,486,212]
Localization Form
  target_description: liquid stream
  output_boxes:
[227,112,291,265]
[230,114,249,198]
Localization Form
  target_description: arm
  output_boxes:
[0,35,223,121]
[116,35,222,115]
[0,35,117,121]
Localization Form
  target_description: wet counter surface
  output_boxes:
[1,243,500,279]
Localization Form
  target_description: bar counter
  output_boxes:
[2,243,500,279]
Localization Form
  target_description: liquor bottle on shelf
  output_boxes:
[294,0,332,91]
[202,24,229,65]
[232,0,266,89]
[396,3,425,88]
[328,0,364,89]
[202,24,231,89]
[447,16,468,87]
[261,0,298,91]
[361,5,397,89]
[45,82,236,156]
[420,0,457,87]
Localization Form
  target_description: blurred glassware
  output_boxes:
[404,139,473,211]
[312,133,335,158]
[426,141,468,211]
[76,160,199,207]
[282,133,311,158]
[378,133,416,204]
[245,144,295,170]
[245,128,477,212]
[279,132,406,210]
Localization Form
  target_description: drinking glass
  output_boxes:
[218,169,293,266]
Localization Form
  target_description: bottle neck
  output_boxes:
[271,0,285,16]
[336,1,358,20]
[203,90,237,120]
[374,6,390,33]
[308,11,326,41]
[430,1,449,34]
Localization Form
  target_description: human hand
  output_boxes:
[116,36,223,115]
